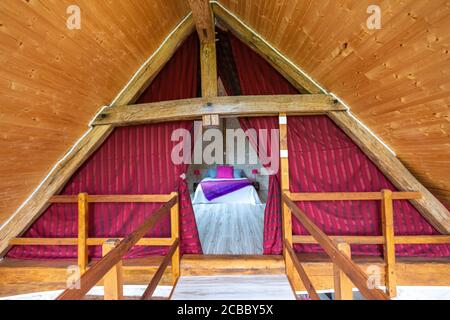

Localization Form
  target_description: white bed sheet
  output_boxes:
[192,178,262,205]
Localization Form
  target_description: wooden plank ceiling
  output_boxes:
[217,0,450,207]
[0,0,448,229]
[0,0,190,225]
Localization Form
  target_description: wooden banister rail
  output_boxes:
[288,192,421,201]
[282,193,389,300]
[56,194,177,300]
[49,194,174,203]
[10,238,175,246]
[285,190,445,298]
[141,238,180,300]
[292,235,450,245]
[284,240,320,300]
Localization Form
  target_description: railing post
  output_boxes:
[333,241,353,300]
[170,193,180,285]
[279,113,295,287]
[78,193,89,275]
[381,189,397,297]
[102,239,123,300]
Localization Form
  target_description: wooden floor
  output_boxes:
[0,254,449,298]
[171,275,296,300]
[193,203,265,255]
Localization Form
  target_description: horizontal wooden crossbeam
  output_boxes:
[293,235,450,245]
[49,194,173,203]
[93,95,344,127]
[282,193,389,300]
[288,191,421,201]
[10,238,174,247]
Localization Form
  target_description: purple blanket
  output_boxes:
[200,179,252,201]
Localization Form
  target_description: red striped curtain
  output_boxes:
[228,33,450,257]
[288,116,450,257]
[8,33,202,259]
[230,33,298,254]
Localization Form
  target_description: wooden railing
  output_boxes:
[281,190,450,300]
[9,192,180,300]
[10,193,177,275]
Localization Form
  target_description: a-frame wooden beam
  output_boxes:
[328,111,450,234]
[93,95,343,127]
[212,1,449,233]
[189,0,218,98]
[211,2,322,94]
[0,14,196,257]
[188,0,215,44]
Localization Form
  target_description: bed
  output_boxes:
[192,177,262,205]
[191,167,264,254]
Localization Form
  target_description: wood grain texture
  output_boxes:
[0,0,190,226]
[77,193,89,274]
[215,0,450,207]
[200,42,218,97]
[0,125,114,256]
[171,275,296,300]
[1,255,448,298]
[93,95,342,126]
[285,240,320,300]
[293,235,450,245]
[381,189,397,297]
[0,256,175,298]
[141,238,179,300]
[102,240,124,300]
[328,111,450,233]
[283,193,389,300]
[188,0,216,43]
[57,195,177,300]
[333,241,353,300]
[193,203,264,255]
[212,2,322,94]
[294,254,450,292]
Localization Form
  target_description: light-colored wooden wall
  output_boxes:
[218,0,450,207]
[1,0,449,231]
[0,0,190,225]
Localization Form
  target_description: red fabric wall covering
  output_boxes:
[288,116,450,257]
[239,118,283,255]
[8,33,202,260]
[137,33,200,103]
[228,32,449,257]
[229,33,297,254]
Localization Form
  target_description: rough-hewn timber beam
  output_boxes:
[200,41,218,98]
[93,95,343,127]
[211,2,322,94]
[188,0,215,44]
[188,0,218,97]
[0,15,195,257]
[328,111,450,234]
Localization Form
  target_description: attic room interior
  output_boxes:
[0,0,449,302]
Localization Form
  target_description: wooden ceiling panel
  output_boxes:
[0,0,190,225]
[218,0,450,206]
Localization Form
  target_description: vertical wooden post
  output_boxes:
[333,241,353,300]
[200,41,218,97]
[381,189,397,297]
[279,113,294,286]
[77,193,89,275]
[170,193,180,285]
[102,239,123,300]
